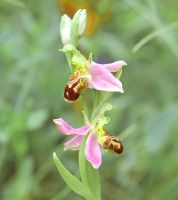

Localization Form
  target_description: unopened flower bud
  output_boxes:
[78,9,87,36]
[70,9,87,45]
[60,14,71,44]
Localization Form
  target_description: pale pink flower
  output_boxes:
[53,118,102,169]
[64,60,127,102]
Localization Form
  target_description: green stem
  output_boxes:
[81,93,89,118]
[91,92,112,122]
[91,90,99,120]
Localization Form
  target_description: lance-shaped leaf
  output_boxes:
[53,152,96,200]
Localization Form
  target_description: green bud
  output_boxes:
[78,9,87,36]
[70,9,87,45]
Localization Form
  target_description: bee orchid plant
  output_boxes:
[53,9,127,200]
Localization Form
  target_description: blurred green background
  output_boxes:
[1,0,178,199]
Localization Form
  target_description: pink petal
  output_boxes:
[85,133,102,169]
[90,64,124,93]
[53,118,90,135]
[93,61,127,72]
[64,135,83,150]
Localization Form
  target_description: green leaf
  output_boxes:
[53,152,96,200]
[79,136,101,200]
[132,21,178,53]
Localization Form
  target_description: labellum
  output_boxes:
[101,131,124,154]
[64,69,89,102]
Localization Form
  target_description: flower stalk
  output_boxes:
[53,9,127,200]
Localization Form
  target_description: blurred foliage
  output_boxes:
[0,0,178,199]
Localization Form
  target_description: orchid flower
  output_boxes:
[64,60,127,102]
[53,118,123,169]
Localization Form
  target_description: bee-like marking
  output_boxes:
[64,83,80,102]
[102,131,124,154]
[64,69,89,103]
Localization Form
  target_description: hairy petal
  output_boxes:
[53,118,90,135]
[85,133,102,169]
[93,61,127,72]
[90,64,124,92]
[64,135,83,150]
